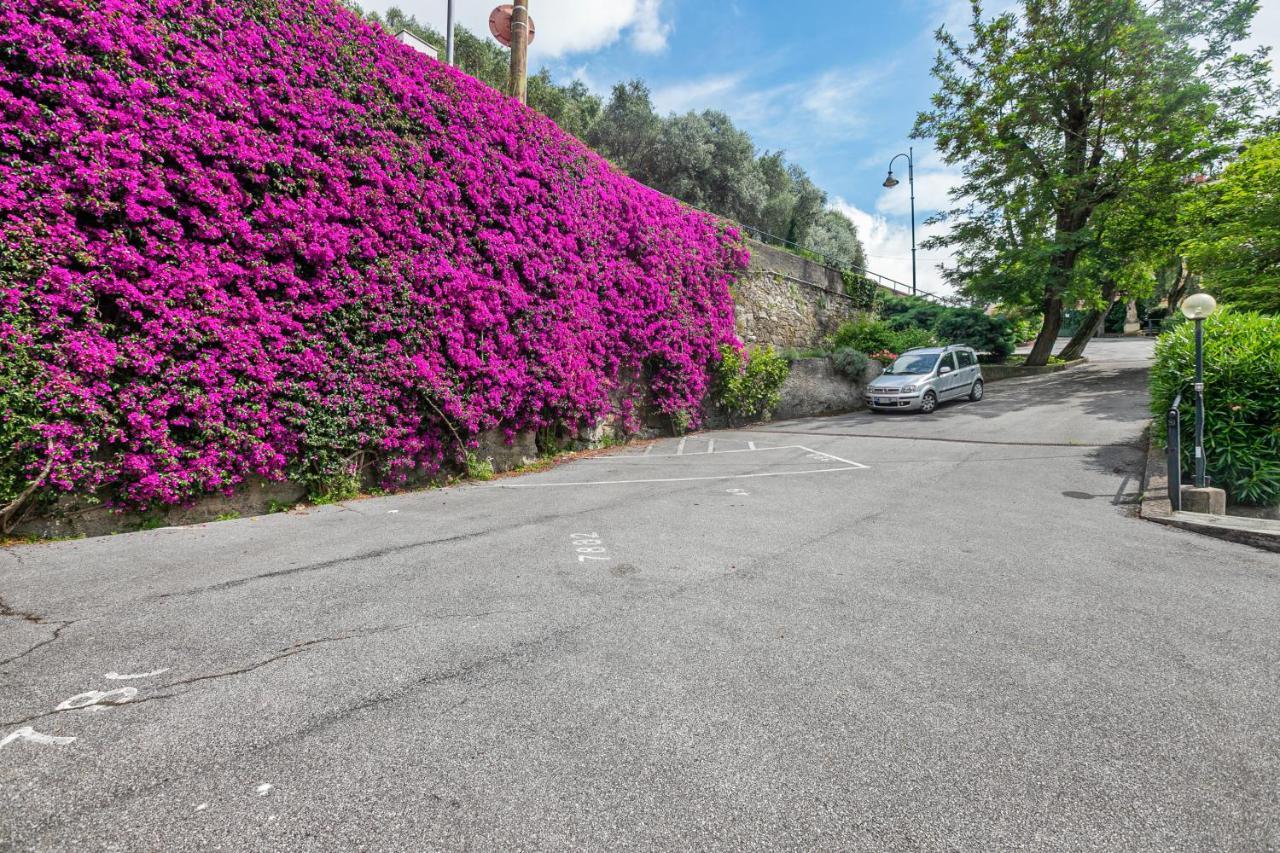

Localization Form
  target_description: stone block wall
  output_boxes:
[733,239,865,350]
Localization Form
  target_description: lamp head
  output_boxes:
[1180,293,1218,320]
[883,173,900,189]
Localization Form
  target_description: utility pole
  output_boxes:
[508,0,529,103]
[445,0,455,65]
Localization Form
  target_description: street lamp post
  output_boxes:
[1180,293,1218,488]
[446,0,455,65]
[882,147,917,297]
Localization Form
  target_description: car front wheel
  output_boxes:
[969,379,984,401]
[920,390,938,414]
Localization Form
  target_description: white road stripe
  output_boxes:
[748,441,756,450]
[104,669,169,680]
[578,445,801,461]
[494,466,867,488]
[706,439,715,455]
[676,437,687,456]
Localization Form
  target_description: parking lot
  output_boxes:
[2,337,1278,850]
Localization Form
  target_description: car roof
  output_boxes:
[902,345,974,354]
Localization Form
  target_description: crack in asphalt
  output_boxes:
[0,594,79,671]
[0,593,51,625]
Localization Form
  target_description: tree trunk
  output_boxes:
[1025,293,1064,366]
[1166,257,1189,313]
[1057,282,1117,361]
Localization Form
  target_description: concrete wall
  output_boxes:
[775,358,882,420]
[733,240,865,350]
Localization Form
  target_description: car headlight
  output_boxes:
[900,385,917,394]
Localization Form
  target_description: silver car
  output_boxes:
[864,345,984,414]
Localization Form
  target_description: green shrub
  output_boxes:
[840,271,882,311]
[881,295,948,333]
[832,317,895,353]
[831,348,870,381]
[889,327,938,353]
[833,318,938,356]
[934,308,1016,360]
[465,451,496,481]
[712,345,791,423]
[1150,309,1280,506]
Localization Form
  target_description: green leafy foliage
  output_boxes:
[916,0,1274,364]
[833,318,937,357]
[1181,135,1280,314]
[465,452,496,482]
[1150,310,1280,506]
[712,345,791,423]
[880,295,947,333]
[934,309,1017,361]
[840,272,882,311]
[831,348,870,381]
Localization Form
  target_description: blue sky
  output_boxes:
[364,0,1280,295]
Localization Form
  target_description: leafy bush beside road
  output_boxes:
[1150,310,1280,507]
[934,309,1017,361]
[712,346,791,423]
[832,318,937,359]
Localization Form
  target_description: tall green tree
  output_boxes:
[917,0,1274,365]
[807,209,867,270]
[1181,135,1280,313]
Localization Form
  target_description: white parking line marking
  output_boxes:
[676,437,687,456]
[707,439,715,455]
[495,467,867,488]
[580,445,815,461]
[0,727,76,750]
[56,687,138,711]
[797,446,866,467]
[104,669,168,680]
[748,441,756,450]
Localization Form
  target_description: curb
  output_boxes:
[1139,424,1280,554]
[982,358,1087,383]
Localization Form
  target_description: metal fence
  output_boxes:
[733,222,957,307]
[1166,392,1184,511]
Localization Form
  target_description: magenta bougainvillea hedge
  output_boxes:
[0,0,747,508]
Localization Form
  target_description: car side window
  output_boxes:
[957,350,975,368]
[940,353,957,372]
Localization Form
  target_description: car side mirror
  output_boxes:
[939,366,953,375]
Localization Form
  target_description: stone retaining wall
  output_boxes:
[734,240,865,350]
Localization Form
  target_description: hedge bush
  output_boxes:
[832,318,936,357]
[712,345,790,423]
[831,347,870,381]
[0,0,747,511]
[934,309,1017,361]
[1150,310,1280,506]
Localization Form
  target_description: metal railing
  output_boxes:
[1166,392,1184,511]
[733,222,957,306]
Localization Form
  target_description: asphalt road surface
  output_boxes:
[2,337,1277,851]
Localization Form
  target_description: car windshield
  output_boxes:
[885,353,939,375]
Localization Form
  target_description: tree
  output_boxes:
[586,80,662,178]
[917,0,1274,365]
[1181,135,1280,313]
[807,209,867,270]
[528,73,602,140]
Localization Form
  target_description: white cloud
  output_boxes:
[1248,0,1280,85]
[650,65,886,135]
[361,0,670,60]
[831,197,957,300]
[651,73,746,114]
